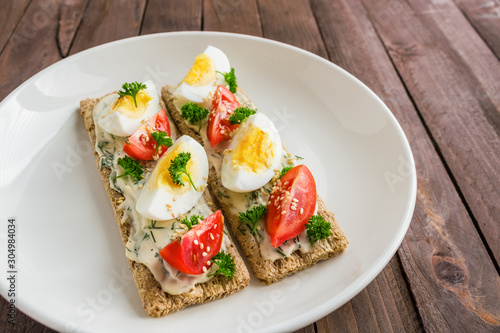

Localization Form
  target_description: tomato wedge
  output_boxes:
[123,109,171,160]
[207,85,240,147]
[159,210,224,275]
[265,165,317,248]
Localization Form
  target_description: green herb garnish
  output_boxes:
[118,82,147,107]
[218,68,237,93]
[180,214,204,230]
[279,166,293,179]
[229,107,256,125]
[151,131,173,157]
[168,152,197,190]
[181,102,209,128]
[306,215,332,245]
[209,251,236,279]
[239,205,266,238]
[115,156,144,182]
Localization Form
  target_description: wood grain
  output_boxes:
[312,0,500,331]
[453,0,500,59]
[203,0,262,36]
[361,0,500,267]
[68,0,147,55]
[316,257,423,333]
[0,0,90,100]
[0,0,31,54]
[257,0,328,58]
[57,0,88,57]
[141,0,202,33]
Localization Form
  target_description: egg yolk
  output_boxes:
[183,53,215,87]
[152,142,198,195]
[232,127,275,173]
[112,91,152,119]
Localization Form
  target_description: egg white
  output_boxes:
[221,113,283,192]
[97,79,160,136]
[174,46,231,109]
[136,135,209,221]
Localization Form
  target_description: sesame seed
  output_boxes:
[202,252,207,257]
[207,260,211,266]
[293,198,298,203]
[214,224,217,229]
[194,239,199,245]
[171,212,175,218]
[203,176,208,180]
[210,233,214,240]
[284,181,289,186]
[282,211,286,214]
[270,195,274,199]
[291,206,297,211]
[200,243,204,249]
[300,208,304,214]
[202,266,207,273]
[207,246,210,252]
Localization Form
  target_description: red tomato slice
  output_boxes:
[265,165,317,248]
[207,85,240,147]
[159,210,224,275]
[123,109,171,160]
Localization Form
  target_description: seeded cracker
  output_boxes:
[80,95,249,317]
[162,86,348,284]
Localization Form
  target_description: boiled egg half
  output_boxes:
[97,80,160,136]
[221,113,282,192]
[174,46,231,109]
[136,135,209,220]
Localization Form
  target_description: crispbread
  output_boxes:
[80,96,250,317]
[161,87,348,284]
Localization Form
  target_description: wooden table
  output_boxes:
[1,0,499,332]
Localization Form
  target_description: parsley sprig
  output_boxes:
[118,82,146,107]
[115,156,144,182]
[238,205,266,238]
[181,103,209,129]
[168,152,197,190]
[180,214,204,230]
[229,107,256,125]
[279,166,293,179]
[151,131,173,157]
[209,251,236,279]
[306,215,332,245]
[217,68,237,93]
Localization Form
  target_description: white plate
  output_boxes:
[0,32,416,333]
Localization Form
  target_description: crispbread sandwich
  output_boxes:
[162,46,348,284]
[80,79,249,317]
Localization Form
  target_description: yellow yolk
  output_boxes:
[232,126,275,173]
[183,53,216,86]
[152,142,198,195]
[112,91,152,119]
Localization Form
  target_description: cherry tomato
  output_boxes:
[207,85,240,147]
[265,165,317,248]
[159,210,224,275]
[123,109,171,160]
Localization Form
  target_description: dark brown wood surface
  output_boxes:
[1,0,499,332]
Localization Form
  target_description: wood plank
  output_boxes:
[0,0,31,54]
[57,0,89,57]
[293,324,316,333]
[360,0,500,266]
[203,0,262,36]
[68,0,147,55]
[316,257,423,333]
[141,0,202,33]
[257,0,328,58]
[0,0,88,100]
[453,0,500,59]
[311,0,500,331]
